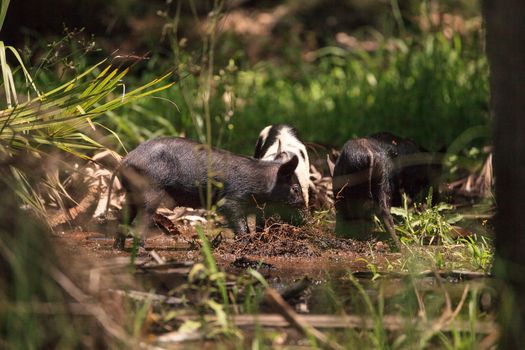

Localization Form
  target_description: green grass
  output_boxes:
[104,30,488,157]
[18,18,489,161]
[387,193,493,272]
[234,34,488,153]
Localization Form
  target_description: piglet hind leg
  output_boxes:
[381,207,402,251]
[113,189,163,251]
[367,170,402,250]
[134,189,165,250]
[376,188,402,251]
[113,196,137,250]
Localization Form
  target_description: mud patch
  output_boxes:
[216,220,384,257]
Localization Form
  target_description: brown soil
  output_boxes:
[215,221,377,258]
[54,218,397,283]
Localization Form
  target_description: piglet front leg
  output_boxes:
[218,199,249,235]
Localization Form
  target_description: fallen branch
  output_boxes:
[174,313,498,334]
[48,181,101,227]
[50,268,132,346]
[352,269,490,280]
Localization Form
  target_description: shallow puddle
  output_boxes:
[55,228,494,320]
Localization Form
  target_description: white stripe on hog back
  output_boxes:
[254,124,311,207]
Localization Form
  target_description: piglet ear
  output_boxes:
[277,155,298,178]
[275,151,291,162]
[327,154,335,177]
[276,139,282,154]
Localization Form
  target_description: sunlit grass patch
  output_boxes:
[385,194,493,273]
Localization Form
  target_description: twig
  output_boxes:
[434,270,453,317]
[411,277,427,322]
[50,268,132,346]
[51,268,89,302]
[149,250,166,265]
[449,285,470,321]
[419,283,471,347]
[478,327,500,350]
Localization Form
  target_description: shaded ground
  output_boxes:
[49,215,497,349]
[54,223,393,281]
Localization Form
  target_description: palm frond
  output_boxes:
[0,40,174,228]
[0,59,174,156]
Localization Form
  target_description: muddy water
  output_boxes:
[277,275,489,315]
[55,230,492,317]
[226,259,490,315]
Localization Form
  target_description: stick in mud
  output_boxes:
[176,314,498,334]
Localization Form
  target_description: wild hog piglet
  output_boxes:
[332,138,400,247]
[333,133,440,248]
[254,124,311,228]
[113,137,303,250]
[369,132,441,204]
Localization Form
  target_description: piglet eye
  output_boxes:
[292,184,300,193]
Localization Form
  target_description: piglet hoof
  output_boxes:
[133,239,148,256]
[112,236,126,250]
[139,239,148,256]
[137,246,148,256]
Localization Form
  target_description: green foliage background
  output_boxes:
[3,0,489,156]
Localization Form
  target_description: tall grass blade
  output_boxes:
[0,0,9,33]
[0,41,16,107]
[195,225,229,305]
[6,45,41,97]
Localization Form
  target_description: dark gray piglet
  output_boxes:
[112,137,303,250]
[332,132,441,246]
[368,132,441,205]
[332,137,399,247]
[332,133,440,249]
